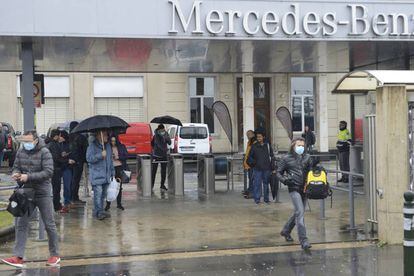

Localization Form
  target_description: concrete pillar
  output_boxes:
[21,42,35,131]
[376,85,408,244]
[242,74,254,151]
[317,42,329,152]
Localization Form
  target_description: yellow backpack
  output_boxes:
[304,168,331,200]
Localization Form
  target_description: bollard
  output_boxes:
[198,154,215,195]
[404,191,414,276]
[168,154,184,196]
[348,174,356,230]
[136,154,152,197]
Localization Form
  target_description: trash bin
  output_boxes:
[198,154,215,195]
[136,154,152,197]
[168,154,184,196]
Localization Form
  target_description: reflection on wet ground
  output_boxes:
[0,243,402,275]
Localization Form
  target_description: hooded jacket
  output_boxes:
[247,142,274,171]
[86,136,115,186]
[12,139,54,197]
[277,151,314,194]
[151,130,171,159]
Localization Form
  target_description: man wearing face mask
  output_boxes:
[151,124,171,191]
[336,121,352,183]
[277,137,313,251]
[2,130,60,268]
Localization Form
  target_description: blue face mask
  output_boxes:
[23,142,35,151]
[295,146,305,155]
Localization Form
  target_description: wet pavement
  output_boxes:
[0,243,403,275]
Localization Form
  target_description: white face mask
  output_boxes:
[295,145,305,155]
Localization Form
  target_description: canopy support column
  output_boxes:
[21,42,35,131]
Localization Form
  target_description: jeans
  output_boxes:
[247,169,253,193]
[52,168,62,211]
[0,150,4,166]
[92,184,108,217]
[62,168,72,206]
[151,157,167,188]
[71,162,84,201]
[339,151,350,180]
[282,191,308,244]
[14,196,59,258]
[252,169,270,203]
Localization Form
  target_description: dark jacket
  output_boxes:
[0,130,5,150]
[247,142,274,171]
[302,131,316,147]
[86,136,115,186]
[47,139,66,170]
[70,134,88,163]
[12,139,54,197]
[277,152,313,194]
[60,141,75,170]
[151,130,171,159]
[113,142,129,170]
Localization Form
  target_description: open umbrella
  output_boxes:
[150,115,182,126]
[71,115,129,134]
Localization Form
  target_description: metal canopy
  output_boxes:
[332,70,414,94]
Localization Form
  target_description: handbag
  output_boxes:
[7,186,35,217]
[106,178,120,202]
[121,170,131,184]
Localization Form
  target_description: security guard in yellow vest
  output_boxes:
[336,121,352,183]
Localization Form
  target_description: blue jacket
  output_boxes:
[86,137,115,186]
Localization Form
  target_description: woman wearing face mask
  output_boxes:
[277,137,313,251]
[151,124,171,191]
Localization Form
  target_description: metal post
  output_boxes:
[404,191,414,276]
[231,158,234,191]
[320,199,326,220]
[21,42,35,131]
[348,173,356,230]
[226,157,230,192]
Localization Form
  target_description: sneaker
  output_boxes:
[105,203,111,211]
[1,256,24,268]
[301,241,312,250]
[160,185,168,191]
[117,205,125,211]
[46,256,61,267]
[280,231,294,242]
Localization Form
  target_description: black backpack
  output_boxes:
[7,187,35,217]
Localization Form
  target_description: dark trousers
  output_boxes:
[151,157,167,188]
[339,151,350,180]
[106,166,123,207]
[72,161,84,201]
[52,168,62,211]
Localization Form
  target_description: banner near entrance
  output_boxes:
[19,74,45,108]
[276,106,293,141]
[212,101,232,147]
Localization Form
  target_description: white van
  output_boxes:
[167,123,211,156]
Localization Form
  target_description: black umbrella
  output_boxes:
[270,174,279,200]
[71,115,129,134]
[150,115,182,126]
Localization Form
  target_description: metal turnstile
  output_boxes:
[136,154,152,197]
[168,154,184,196]
[198,154,215,195]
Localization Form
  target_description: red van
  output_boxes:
[118,123,153,156]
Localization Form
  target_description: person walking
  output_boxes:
[277,137,313,251]
[336,121,352,183]
[151,124,171,191]
[46,129,66,212]
[105,135,128,211]
[301,125,316,153]
[242,130,256,199]
[86,130,114,220]
[1,130,60,268]
[59,131,75,212]
[247,130,274,204]
[70,123,89,204]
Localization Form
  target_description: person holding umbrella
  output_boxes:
[151,124,171,191]
[86,130,115,220]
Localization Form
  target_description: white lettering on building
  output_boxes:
[168,0,414,38]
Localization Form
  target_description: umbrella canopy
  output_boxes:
[150,115,182,126]
[71,115,129,134]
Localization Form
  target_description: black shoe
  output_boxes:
[105,203,111,211]
[117,205,125,211]
[280,232,294,242]
[160,185,168,191]
[301,241,312,250]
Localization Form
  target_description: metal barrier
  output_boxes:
[136,154,152,198]
[167,154,184,196]
[214,157,230,191]
[326,169,364,231]
[198,154,215,195]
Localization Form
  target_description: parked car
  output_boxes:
[167,123,211,157]
[1,122,20,167]
[118,122,153,156]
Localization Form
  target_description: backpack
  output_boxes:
[7,187,35,217]
[304,167,332,200]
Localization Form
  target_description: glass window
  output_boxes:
[179,127,208,139]
[189,77,215,133]
[291,77,315,132]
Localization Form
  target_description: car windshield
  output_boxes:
[179,127,208,139]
